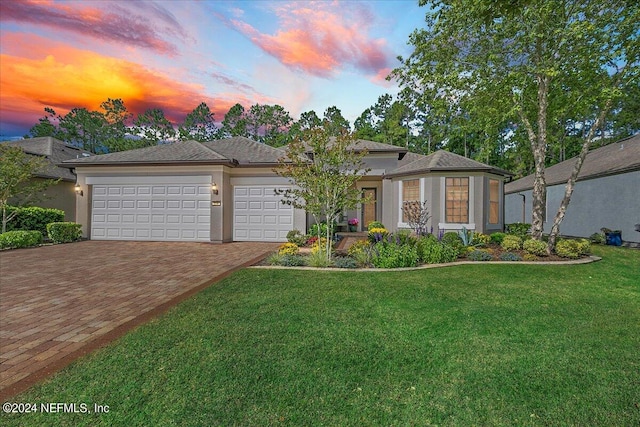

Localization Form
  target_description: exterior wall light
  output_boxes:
[211,182,219,195]
[75,183,83,196]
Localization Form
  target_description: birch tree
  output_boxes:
[392,0,639,252]
[274,128,370,260]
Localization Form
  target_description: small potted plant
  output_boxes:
[348,218,359,232]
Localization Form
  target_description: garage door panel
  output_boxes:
[233,185,294,242]
[91,180,210,242]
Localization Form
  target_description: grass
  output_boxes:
[3,245,639,426]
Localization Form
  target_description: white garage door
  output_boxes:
[233,186,293,242]
[90,176,211,242]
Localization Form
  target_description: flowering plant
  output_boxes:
[348,218,359,226]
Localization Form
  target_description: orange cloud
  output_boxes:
[227,2,391,78]
[0,33,248,131]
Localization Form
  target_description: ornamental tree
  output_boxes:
[274,127,370,260]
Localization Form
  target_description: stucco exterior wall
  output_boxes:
[505,171,640,243]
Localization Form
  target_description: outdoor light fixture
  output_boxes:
[211,182,219,195]
[74,183,83,196]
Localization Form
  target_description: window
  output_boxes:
[445,177,469,223]
[402,179,420,223]
[489,179,500,224]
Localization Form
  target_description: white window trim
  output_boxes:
[439,176,475,231]
[397,177,424,229]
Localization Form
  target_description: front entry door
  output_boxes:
[362,188,377,229]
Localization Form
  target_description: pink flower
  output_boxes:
[348,218,359,225]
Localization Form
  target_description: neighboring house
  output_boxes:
[505,133,640,243]
[4,137,93,221]
[62,137,511,243]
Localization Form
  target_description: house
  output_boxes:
[62,137,512,242]
[505,133,640,244]
[3,137,93,221]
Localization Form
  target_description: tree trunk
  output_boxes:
[531,74,550,240]
[547,105,611,252]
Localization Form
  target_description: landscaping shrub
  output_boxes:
[308,221,330,237]
[555,239,581,259]
[467,249,493,261]
[286,229,307,246]
[371,242,418,268]
[333,256,358,269]
[366,220,385,231]
[417,238,459,264]
[589,232,605,245]
[506,222,531,240]
[46,222,82,243]
[523,239,548,256]
[489,232,507,245]
[499,252,523,261]
[441,232,463,256]
[310,238,331,254]
[278,242,299,256]
[348,240,373,267]
[4,206,65,236]
[347,239,370,256]
[367,227,388,243]
[523,253,538,261]
[576,238,591,255]
[280,255,307,267]
[501,235,523,251]
[306,249,332,268]
[0,230,43,249]
[471,232,490,246]
[391,230,418,247]
[266,252,284,265]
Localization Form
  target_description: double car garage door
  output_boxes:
[89,176,293,242]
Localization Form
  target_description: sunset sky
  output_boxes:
[0,0,427,139]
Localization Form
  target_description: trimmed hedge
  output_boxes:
[0,230,43,249]
[4,206,65,236]
[47,222,82,243]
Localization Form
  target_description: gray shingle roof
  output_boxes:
[63,139,231,166]
[202,137,285,165]
[385,149,512,178]
[505,133,640,194]
[62,137,289,167]
[3,137,93,181]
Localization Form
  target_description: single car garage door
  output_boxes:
[89,176,211,241]
[233,185,293,242]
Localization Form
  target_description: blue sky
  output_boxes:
[0,0,426,138]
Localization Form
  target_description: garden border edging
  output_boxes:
[250,255,602,272]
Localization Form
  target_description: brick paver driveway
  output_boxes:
[0,240,278,399]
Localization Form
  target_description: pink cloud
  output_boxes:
[227,2,392,78]
[0,0,183,56]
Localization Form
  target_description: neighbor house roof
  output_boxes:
[385,149,512,178]
[4,137,93,181]
[505,133,640,194]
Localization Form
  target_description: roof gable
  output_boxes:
[505,133,640,194]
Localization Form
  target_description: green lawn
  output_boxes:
[3,246,639,426]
